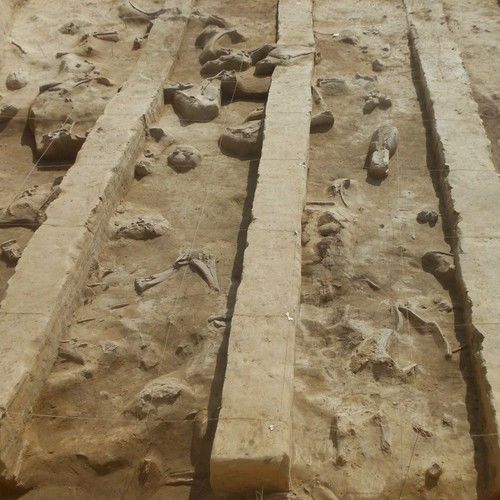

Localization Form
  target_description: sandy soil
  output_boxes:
[0,0,497,498]
[442,0,500,171]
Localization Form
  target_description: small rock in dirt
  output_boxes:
[354,73,377,88]
[168,144,202,172]
[421,251,455,288]
[219,119,263,159]
[372,59,385,72]
[310,110,335,133]
[135,160,153,179]
[337,29,359,45]
[442,413,455,427]
[317,77,348,95]
[128,375,192,419]
[363,97,379,114]
[133,35,147,50]
[425,463,443,488]
[58,21,85,35]
[378,95,392,110]
[0,103,18,123]
[318,221,341,236]
[148,127,169,143]
[1,239,22,263]
[417,209,438,227]
[6,70,28,90]
[112,214,169,240]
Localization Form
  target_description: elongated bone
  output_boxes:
[135,250,219,294]
[397,304,452,359]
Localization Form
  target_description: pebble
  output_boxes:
[378,95,392,109]
[363,98,379,114]
[417,208,439,227]
[372,59,385,72]
[134,160,153,179]
[425,463,443,488]
[318,222,341,236]
[0,103,19,123]
[337,29,359,45]
[6,70,28,90]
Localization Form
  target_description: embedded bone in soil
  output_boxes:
[219,71,271,100]
[397,304,452,359]
[248,43,276,65]
[421,251,455,289]
[372,412,392,453]
[198,28,247,64]
[200,50,251,76]
[93,31,120,42]
[244,106,265,122]
[0,104,18,124]
[29,73,115,163]
[0,179,61,228]
[172,82,220,122]
[164,81,194,104]
[317,77,349,96]
[330,414,351,466]
[254,46,315,76]
[365,123,400,180]
[192,9,231,29]
[135,250,219,293]
[310,110,335,133]
[219,119,263,159]
[350,328,416,380]
[1,239,22,264]
[111,214,170,240]
[329,178,352,207]
[167,144,202,172]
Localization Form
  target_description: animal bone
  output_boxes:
[244,106,265,122]
[201,50,251,76]
[365,123,400,180]
[372,413,391,453]
[421,251,455,289]
[397,304,452,359]
[135,250,219,294]
[220,71,271,100]
[199,28,247,64]
[329,178,351,207]
[254,46,314,76]
[172,82,220,122]
[1,239,22,263]
[219,119,263,159]
[0,178,61,228]
[93,31,120,42]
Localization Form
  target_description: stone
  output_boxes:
[310,110,334,133]
[372,58,385,72]
[363,97,379,114]
[6,70,28,90]
[338,29,359,45]
[172,83,220,122]
[133,35,147,50]
[317,77,348,95]
[112,214,169,240]
[417,209,438,227]
[134,160,153,179]
[1,240,22,264]
[219,119,263,159]
[318,222,341,236]
[148,127,168,142]
[378,95,392,109]
[425,463,443,488]
[128,375,192,419]
[167,144,202,172]
[0,104,19,123]
[421,251,455,289]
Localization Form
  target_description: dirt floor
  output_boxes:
[0,0,498,498]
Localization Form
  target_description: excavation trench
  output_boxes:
[12,0,276,498]
[0,0,150,298]
[293,0,477,498]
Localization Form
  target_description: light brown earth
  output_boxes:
[0,0,498,498]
